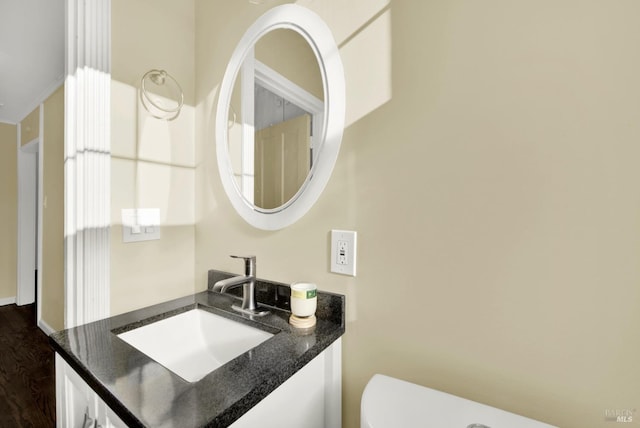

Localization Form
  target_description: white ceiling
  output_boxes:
[0,0,65,124]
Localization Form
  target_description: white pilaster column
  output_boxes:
[64,0,111,328]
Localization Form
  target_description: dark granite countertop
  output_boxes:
[49,271,345,428]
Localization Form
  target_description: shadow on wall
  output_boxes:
[299,0,393,127]
[111,80,195,230]
[110,79,197,316]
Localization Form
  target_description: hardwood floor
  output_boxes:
[0,304,55,427]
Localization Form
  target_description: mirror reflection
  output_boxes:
[228,28,324,211]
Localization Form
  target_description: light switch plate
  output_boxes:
[121,208,161,243]
[331,230,357,276]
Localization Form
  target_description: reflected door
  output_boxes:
[255,114,311,209]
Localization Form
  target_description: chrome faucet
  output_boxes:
[212,255,269,316]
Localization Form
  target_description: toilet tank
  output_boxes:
[361,374,556,428]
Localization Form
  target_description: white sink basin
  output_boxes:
[117,308,273,382]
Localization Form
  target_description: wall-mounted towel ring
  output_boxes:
[140,69,184,121]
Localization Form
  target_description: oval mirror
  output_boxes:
[216,5,345,230]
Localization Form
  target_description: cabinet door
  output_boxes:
[96,400,128,428]
[55,354,99,428]
[56,353,128,428]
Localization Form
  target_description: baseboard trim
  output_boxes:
[38,319,56,336]
[0,297,17,306]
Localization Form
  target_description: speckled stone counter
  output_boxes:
[49,271,345,428]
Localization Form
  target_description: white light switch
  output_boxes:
[121,208,161,243]
[331,230,357,276]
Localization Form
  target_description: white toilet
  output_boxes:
[361,374,557,428]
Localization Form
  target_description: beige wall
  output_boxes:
[20,107,39,146]
[41,86,65,331]
[0,123,18,300]
[110,0,196,315]
[195,1,640,427]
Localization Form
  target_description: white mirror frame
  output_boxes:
[216,4,345,230]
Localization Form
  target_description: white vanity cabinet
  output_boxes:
[231,339,342,428]
[55,339,341,428]
[56,354,127,428]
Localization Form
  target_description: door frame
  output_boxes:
[237,57,324,205]
[16,105,44,331]
[253,60,324,158]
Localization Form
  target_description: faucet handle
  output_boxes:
[230,255,256,276]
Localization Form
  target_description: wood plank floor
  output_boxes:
[0,304,55,427]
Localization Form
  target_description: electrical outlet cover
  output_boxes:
[331,230,357,276]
